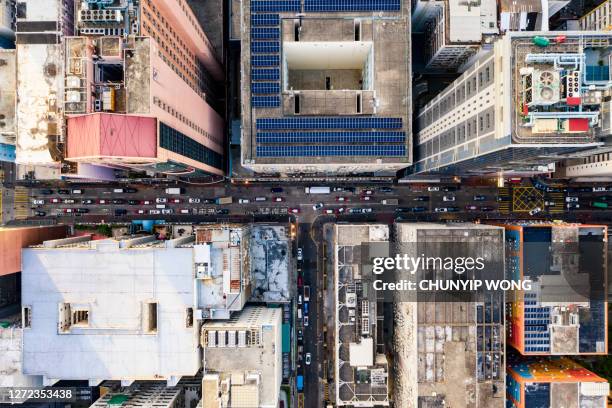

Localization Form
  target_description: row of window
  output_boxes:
[159,123,223,169]
[153,96,220,146]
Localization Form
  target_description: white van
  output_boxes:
[255,197,267,201]
[297,309,302,319]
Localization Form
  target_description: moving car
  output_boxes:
[75,208,89,213]
[336,196,349,202]
[32,199,45,205]
[142,200,153,205]
[304,286,310,301]
[528,207,541,216]
[324,209,334,214]
[312,203,324,210]
[216,209,229,215]
[379,187,394,193]
[565,196,579,202]
[336,207,346,214]
[63,199,75,204]
[35,211,46,216]
[427,186,440,192]
[189,198,201,204]
[58,189,70,195]
[442,195,456,202]
[305,353,312,365]
[169,198,181,204]
[82,199,94,205]
[362,189,373,195]
[361,196,372,201]
[480,206,494,212]
[414,196,429,201]
[289,208,300,214]
[273,197,284,202]
[465,205,478,211]
[593,186,607,192]
[98,199,108,204]
[566,203,580,210]
[111,199,125,205]
[473,195,486,201]
[303,316,309,327]
[297,248,303,261]
[51,198,61,204]
[434,207,448,213]
[63,208,74,213]
[128,200,140,205]
[238,198,250,204]
[156,198,167,203]
[161,209,174,214]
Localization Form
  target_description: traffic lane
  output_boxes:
[297,222,321,408]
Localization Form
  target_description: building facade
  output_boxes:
[500,222,608,356]
[507,356,609,408]
[63,0,225,177]
[412,0,498,71]
[410,32,612,177]
[239,0,412,175]
[580,0,612,31]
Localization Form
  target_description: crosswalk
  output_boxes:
[13,186,30,220]
[497,187,511,214]
[547,192,565,214]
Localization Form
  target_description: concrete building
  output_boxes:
[331,224,391,406]
[0,0,15,48]
[507,356,609,408]
[394,223,505,408]
[62,0,225,177]
[410,32,612,177]
[412,0,498,71]
[14,0,74,175]
[91,381,185,408]
[239,0,411,175]
[200,306,282,408]
[501,222,608,356]
[580,0,612,31]
[0,225,68,311]
[21,234,203,385]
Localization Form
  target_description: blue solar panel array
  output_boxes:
[251,0,300,12]
[257,144,406,157]
[251,27,281,39]
[252,82,281,95]
[252,96,282,108]
[251,13,280,26]
[251,55,280,67]
[251,68,280,81]
[257,131,406,143]
[524,303,550,353]
[251,41,281,53]
[304,0,400,11]
[256,117,403,130]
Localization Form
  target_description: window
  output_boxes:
[72,310,89,326]
[145,302,158,333]
[354,19,361,41]
[479,116,484,131]
[22,307,31,328]
[159,123,222,170]
[485,67,490,82]
[295,95,300,114]
[356,93,362,114]
[479,72,483,86]
[186,308,194,328]
[486,113,490,129]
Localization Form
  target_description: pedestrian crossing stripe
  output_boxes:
[14,186,30,220]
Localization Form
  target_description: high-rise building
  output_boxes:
[331,224,391,406]
[0,48,16,162]
[239,0,411,175]
[63,0,225,177]
[14,0,74,175]
[394,222,505,408]
[506,356,609,408]
[410,32,612,177]
[200,306,283,408]
[500,222,608,356]
[412,0,498,71]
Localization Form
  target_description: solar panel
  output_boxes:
[251,13,280,26]
[256,144,406,157]
[304,0,400,11]
[256,131,406,143]
[251,68,280,80]
[256,117,403,130]
[251,27,281,39]
[251,55,281,67]
[252,82,281,95]
[251,41,281,53]
[251,0,300,12]
[252,96,281,107]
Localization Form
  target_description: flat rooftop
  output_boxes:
[240,0,412,172]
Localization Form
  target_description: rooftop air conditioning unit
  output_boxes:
[530,70,561,105]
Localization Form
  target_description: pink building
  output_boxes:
[64,0,224,176]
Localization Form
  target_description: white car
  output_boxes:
[161,209,174,214]
[142,200,152,205]
[303,316,309,326]
[313,203,324,210]
[443,195,456,202]
[297,295,303,305]
[238,198,250,204]
[188,198,201,204]
[544,201,555,207]
[180,209,190,214]
[156,197,167,203]
[32,199,45,205]
[428,186,440,192]
[363,208,373,213]
[593,187,607,192]
[529,207,542,216]
[305,353,312,365]
[324,209,334,214]
[297,248,303,261]
[434,207,448,213]
[565,196,579,202]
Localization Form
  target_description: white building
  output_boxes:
[0,0,15,48]
[21,235,201,386]
[201,306,282,408]
[412,0,498,71]
[410,32,612,177]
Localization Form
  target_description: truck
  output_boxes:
[303,286,310,302]
[381,199,399,205]
[296,375,304,391]
[215,196,233,205]
[305,186,331,194]
[165,188,185,195]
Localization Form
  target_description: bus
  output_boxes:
[591,201,608,209]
